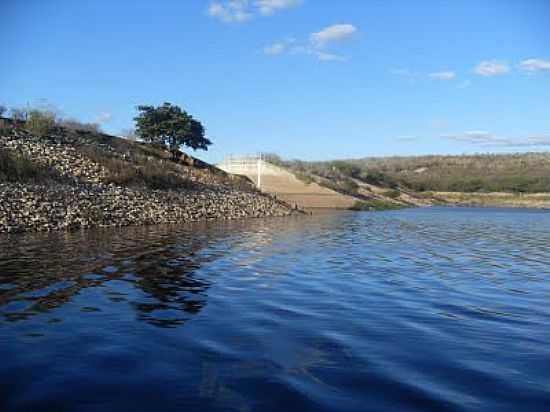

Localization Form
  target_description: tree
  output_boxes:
[134,102,211,159]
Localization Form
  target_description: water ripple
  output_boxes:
[1,208,550,411]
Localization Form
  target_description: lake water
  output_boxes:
[1,207,550,411]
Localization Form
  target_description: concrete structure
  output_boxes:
[217,156,356,209]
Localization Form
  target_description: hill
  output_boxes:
[0,119,294,233]
[269,153,550,209]
[218,157,433,210]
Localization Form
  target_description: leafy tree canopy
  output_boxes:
[134,102,211,158]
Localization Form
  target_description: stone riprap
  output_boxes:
[0,130,294,233]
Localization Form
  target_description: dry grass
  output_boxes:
[80,145,196,190]
[433,192,550,208]
[0,148,61,183]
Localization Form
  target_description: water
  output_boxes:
[1,207,550,411]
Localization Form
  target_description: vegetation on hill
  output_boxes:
[0,104,261,193]
[0,148,61,183]
[349,154,550,193]
[270,153,550,194]
[349,200,406,211]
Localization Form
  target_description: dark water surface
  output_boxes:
[1,207,550,411]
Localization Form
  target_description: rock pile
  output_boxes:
[0,131,295,233]
[1,131,106,183]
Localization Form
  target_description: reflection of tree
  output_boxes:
[129,246,214,327]
[0,223,238,328]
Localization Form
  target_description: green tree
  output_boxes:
[134,102,211,159]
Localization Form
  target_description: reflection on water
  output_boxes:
[1,208,550,411]
[0,220,287,328]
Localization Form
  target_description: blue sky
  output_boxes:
[1,0,550,163]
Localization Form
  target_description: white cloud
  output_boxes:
[519,58,550,73]
[255,0,301,15]
[274,43,347,62]
[463,130,493,141]
[264,38,295,56]
[442,130,550,147]
[310,24,357,49]
[207,1,252,23]
[208,0,299,22]
[474,60,510,76]
[429,71,456,81]
[263,23,357,63]
[264,42,287,56]
[94,112,112,124]
[504,136,550,147]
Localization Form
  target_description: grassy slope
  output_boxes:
[272,153,550,209]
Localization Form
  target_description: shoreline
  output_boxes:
[0,182,298,234]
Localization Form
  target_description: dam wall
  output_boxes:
[217,157,356,209]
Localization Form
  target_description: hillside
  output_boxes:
[218,157,433,210]
[270,153,550,209]
[285,153,550,193]
[0,120,294,233]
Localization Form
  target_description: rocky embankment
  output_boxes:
[0,130,295,233]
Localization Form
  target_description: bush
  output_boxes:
[26,110,57,137]
[340,177,359,194]
[59,119,101,133]
[0,148,59,183]
[81,145,194,190]
[10,108,27,122]
[349,200,405,211]
[0,119,11,134]
[383,189,401,199]
[294,172,314,185]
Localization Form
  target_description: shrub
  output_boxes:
[10,108,27,122]
[81,145,194,190]
[349,200,405,211]
[340,177,359,194]
[59,119,101,133]
[383,189,401,199]
[0,119,10,134]
[0,148,59,183]
[294,172,314,185]
[26,110,57,137]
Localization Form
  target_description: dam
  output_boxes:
[217,156,356,209]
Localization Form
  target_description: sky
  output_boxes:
[1,0,550,163]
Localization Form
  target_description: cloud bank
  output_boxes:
[443,130,550,147]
